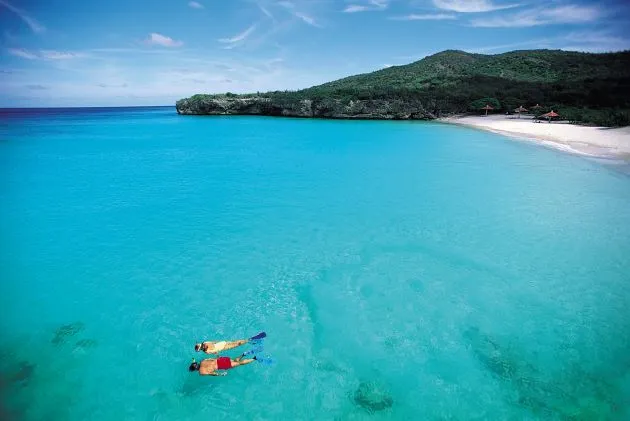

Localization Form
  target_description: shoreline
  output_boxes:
[439,115,630,162]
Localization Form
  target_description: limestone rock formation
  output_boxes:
[175,95,435,120]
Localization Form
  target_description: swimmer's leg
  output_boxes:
[232,358,255,367]
[222,339,248,351]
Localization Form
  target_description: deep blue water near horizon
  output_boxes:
[1,107,630,420]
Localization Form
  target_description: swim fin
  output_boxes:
[249,332,266,341]
[254,355,273,365]
[241,344,264,357]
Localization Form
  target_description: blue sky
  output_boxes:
[1,0,629,107]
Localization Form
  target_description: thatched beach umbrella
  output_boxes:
[514,105,528,118]
[541,110,559,123]
[481,104,494,116]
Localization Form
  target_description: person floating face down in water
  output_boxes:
[189,354,257,377]
[194,332,266,355]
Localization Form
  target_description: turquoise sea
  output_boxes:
[1,106,629,420]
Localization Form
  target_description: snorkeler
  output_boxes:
[188,354,257,376]
[188,344,272,377]
[194,332,266,355]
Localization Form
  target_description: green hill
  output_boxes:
[177,49,630,126]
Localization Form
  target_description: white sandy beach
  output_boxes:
[441,115,630,160]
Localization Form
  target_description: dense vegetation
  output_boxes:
[179,49,630,126]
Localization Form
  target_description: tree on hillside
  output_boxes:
[469,97,501,112]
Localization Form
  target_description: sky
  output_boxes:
[1,0,629,107]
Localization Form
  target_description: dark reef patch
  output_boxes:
[10,361,36,387]
[52,322,85,345]
[465,326,628,419]
[74,339,98,351]
[352,380,394,413]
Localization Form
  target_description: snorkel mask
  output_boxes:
[189,358,200,372]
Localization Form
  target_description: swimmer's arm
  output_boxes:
[206,371,227,377]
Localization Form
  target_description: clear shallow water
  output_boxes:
[1,107,629,420]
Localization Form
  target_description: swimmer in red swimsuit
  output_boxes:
[188,353,256,376]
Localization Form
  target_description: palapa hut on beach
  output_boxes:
[514,105,528,118]
[541,110,559,123]
[481,104,494,116]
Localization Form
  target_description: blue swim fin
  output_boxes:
[254,355,273,365]
[241,344,264,357]
[249,332,266,341]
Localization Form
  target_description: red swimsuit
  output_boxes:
[216,357,232,370]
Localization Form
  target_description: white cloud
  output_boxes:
[219,24,257,44]
[145,33,183,47]
[564,31,625,45]
[433,0,520,13]
[26,84,49,90]
[561,31,630,52]
[277,1,294,9]
[295,12,320,27]
[343,0,388,13]
[0,0,45,33]
[272,0,321,27]
[40,50,84,60]
[188,1,204,9]
[390,13,456,20]
[344,5,369,12]
[471,5,601,27]
[7,48,85,60]
[542,5,600,23]
[8,48,88,61]
[90,48,177,55]
[466,31,630,54]
[98,83,128,88]
[8,48,38,59]
[259,5,273,18]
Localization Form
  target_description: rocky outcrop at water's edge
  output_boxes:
[175,95,436,120]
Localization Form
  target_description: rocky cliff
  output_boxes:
[175,95,436,120]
